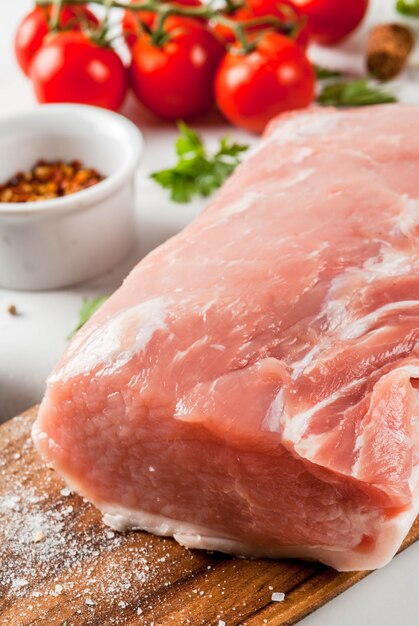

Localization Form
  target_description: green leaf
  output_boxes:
[314,65,343,80]
[175,121,205,158]
[216,136,249,158]
[68,296,108,339]
[151,122,249,203]
[317,79,397,107]
[396,0,419,16]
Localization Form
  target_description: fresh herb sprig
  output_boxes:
[314,65,343,80]
[151,122,248,203]
[68,295,108,338]
[317,79,397,107]
[396,0,419,16]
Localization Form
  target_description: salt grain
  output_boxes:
[13,578,28,589]
[60,487,71,497]
[271,592,285,602]
[33,531,44,543]
[52,584,63,596]
[0,494,21,512]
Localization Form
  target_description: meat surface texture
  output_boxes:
[34,105,419,571]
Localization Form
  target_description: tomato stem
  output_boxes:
[212,14,255,52]
[36,0,215,18]
[49,0,64,31]
[151,4,173,45]
[213,14,292,53]
[96,0,113,43]
[223,0,245,13]
[36,0,301,52]
[276,2,308,41]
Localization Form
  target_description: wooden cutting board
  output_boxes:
[1,407,418,626]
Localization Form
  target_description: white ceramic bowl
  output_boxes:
[0,104,143,290]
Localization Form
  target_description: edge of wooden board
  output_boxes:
[0,406,418,626]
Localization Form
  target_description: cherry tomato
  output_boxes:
[291,0,368,45]
[14,5,98,76]
[122,0,203,49]
[215,32,315,133]
[130,17,225,120]
[30,32,128,111]
[122,5,146,49]
[246,0,310,48]
[212,0,308,47]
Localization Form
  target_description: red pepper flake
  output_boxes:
[0,159,105,203]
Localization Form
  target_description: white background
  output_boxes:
[1,1,419,624]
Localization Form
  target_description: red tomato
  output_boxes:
[212,0,309,47]
[30,32,127,111]
[14,5,98,76]
[122,0,203,49]
[247,0,310,47]
[215,32,315,133]
[130,17,225,120]
[210,11,238,45]
[291,0,368,45]
[122,6,144,49]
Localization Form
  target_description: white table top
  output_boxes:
[1,1,419,624]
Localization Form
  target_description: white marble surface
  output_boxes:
[1,2,419,624]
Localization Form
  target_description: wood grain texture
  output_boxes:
[1,406,418,626]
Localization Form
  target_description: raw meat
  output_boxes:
[33,105,419,571]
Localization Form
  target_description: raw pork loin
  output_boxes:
[34,105,419,571]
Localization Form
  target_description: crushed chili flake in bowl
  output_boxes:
[0,159,104,203]
[0,104,142,290]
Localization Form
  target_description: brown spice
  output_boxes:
[367,23,415,81]
[7,304,18,316]
[0,160,105,203]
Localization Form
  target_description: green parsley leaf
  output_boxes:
[175,120,205,157]
[317,79,397,107]
[68,296,108,339]
[151,121,249,203]
[314,65,343,80]
[396,0,419,16]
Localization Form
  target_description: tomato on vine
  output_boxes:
[247,0,310,47]
[212,0,309,48]
[122,0,203,49]
[215,32,315,133]
[30,31,128,111]
[130,16,225,120]
[14,4,99,76]
[18,0,319,129]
